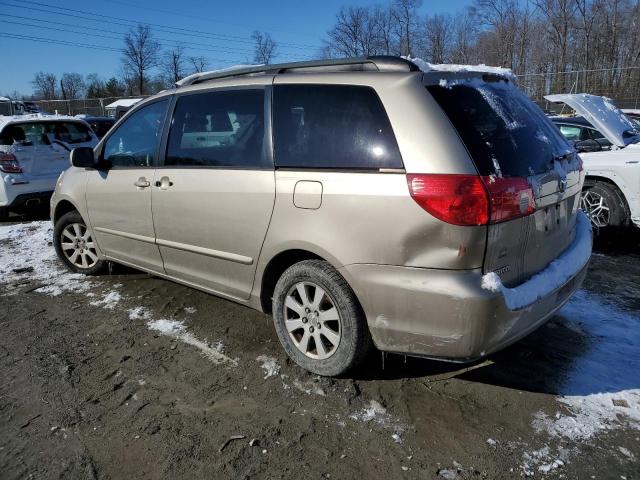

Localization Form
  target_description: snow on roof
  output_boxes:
[0,96,10,102]
[0,113,87,127]
[405,56,516,81]
[622,109,640,115]
[105,98,143,109]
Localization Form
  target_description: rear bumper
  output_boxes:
[1,191,53,211]
[340,212,592,360]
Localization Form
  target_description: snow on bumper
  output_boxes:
[482,211,593,311]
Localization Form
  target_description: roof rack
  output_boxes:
[176,56,420,87]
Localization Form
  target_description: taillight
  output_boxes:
[407,174,489,226]
[482,176,535,223]
[407,174,535,226]
[0,152,21,173]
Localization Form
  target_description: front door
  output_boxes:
[151,88,275,300]
[86,99,170,273]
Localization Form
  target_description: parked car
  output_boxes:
[546,94,640,229]
[75,115,116,139]
[550,116,613,151]
[51,57,590,376]
[0,116,98,219]
[622,109,640,126]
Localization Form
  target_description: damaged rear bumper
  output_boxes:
[339,212,592,360]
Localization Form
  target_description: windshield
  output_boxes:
[428,80,574,177]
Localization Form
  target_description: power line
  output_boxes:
[0,32,121,53]
[1,16,301,60]
[3,0,321,51]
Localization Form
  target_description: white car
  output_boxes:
[545,94,640,229]
[0,115,98,220]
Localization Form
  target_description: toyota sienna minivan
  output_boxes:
[51,56,592,376]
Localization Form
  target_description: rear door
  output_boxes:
[428,80,583,287]
[85,99,170,273]
[151,87,275,300]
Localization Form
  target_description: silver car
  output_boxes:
[50,57,591,376]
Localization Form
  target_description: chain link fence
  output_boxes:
[31,96,149,117]
[518,66,640,112]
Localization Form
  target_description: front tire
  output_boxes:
[54,211,105,275]
[272,260,371,377]
[581,181,629,228]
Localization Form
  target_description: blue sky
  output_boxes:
[1,0,472,96]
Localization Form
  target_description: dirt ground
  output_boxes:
[0,215,639,479]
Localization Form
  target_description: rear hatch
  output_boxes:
[427,77,583,287]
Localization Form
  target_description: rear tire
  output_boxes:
[54,211,105,275]
[0,207,8,222]
[272,260,371,377]
[581,181,629,228]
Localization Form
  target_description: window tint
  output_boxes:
[103,99,168,167]
[273,85,402,169]
[165,90,267,168]
[428,82,573,177]
[88,119,115,138]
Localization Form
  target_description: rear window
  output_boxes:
[428,81,573,176]
[0,121,92,146]
[89,119,115,138]
[273,85,403,170]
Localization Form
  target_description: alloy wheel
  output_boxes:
[60,223,99,269]
[283,281,342,360]
[580,190,610,228]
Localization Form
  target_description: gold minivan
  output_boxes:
[51,57,592,376]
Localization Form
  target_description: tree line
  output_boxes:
[27,25,277,100]
[322,0,640,102]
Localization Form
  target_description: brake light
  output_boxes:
[0,152,21,173]
[407,174,535,226]
[482,176,535,223]
[407,174,489,226]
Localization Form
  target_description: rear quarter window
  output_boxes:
[428,81,573,177]
[273,85,403,170]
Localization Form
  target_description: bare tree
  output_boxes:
[31,72,58,99]
[423,14,452,63]
[252,31,277,64]
[391,0,423,56]
[324,6,383,57]
[60,73,85,100]
[122,24,160,95]
[188,56,209,73]
[162,45,186,85]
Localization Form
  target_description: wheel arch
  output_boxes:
[53,199,81,224]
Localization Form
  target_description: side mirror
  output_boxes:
[574,139,601,153]
[70,147,96,168]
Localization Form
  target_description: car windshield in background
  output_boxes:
[428,80,573,177]
[88,119,115,138]
[0,121,93,146]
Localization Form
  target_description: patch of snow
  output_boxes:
[349,400,407,434]
[0,221,95,296]
[482,211,592,310]
[90,290,122,309]
[486,438,497,446]
[618,446,635,460]
[437,469,459,480]
[532,288,640,441]
[407,56,516,81]
[256,355,280,379]
[128,306,152,320]
[392,433,402,444]
[147,319,237,366]
[184,306,197,314]
[521,446,568,477]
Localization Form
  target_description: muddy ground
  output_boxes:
[0,214,638,479]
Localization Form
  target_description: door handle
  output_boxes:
[154,176,174,190]
[134,177,150,188]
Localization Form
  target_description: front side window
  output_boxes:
[165,89,267,168]
[273,85,403,169]
[103,99,169,167]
